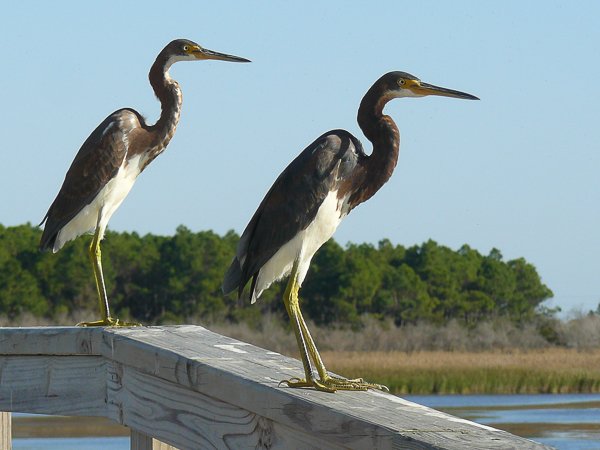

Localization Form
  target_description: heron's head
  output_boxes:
[373,71,479,112]
[162,39,251,68]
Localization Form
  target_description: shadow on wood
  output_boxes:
[0,325,556,450]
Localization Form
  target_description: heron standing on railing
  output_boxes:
[223,71,478,392]
[41,39,250,327]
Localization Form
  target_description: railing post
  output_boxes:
[0,412,11,450]
[131,430,179,450]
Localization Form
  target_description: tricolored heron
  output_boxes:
[40,39,250,327]
[223,71,478,392]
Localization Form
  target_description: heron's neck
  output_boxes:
[355,92,400,202]
[148,58,183,151]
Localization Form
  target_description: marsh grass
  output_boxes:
[321,349,600,394]
[208,314,600,394]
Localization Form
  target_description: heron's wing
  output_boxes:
[222,130,364,298]
[39,109,138,251]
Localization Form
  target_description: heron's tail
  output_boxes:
[222,257,242,297]
[39,214,58,253]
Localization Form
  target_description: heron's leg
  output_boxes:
[90,227,110,321]
[280,260,336,393]
[295,307,372,386]
[280,261,387,393]
[294,290,387,391]
[77,226,140,327]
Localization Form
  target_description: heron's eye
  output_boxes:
[398,79,406,86]
[183,45,189,51]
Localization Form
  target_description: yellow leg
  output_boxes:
[280,260,387,393]
[77,227,140,327]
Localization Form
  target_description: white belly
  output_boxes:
[53,154,145,252]
[253,190,348,302]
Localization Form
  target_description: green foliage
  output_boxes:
[0,223,553,328]
[0,224,49,318]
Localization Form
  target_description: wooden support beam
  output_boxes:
[0,355,106,416]
[0,326,557,450]
[0,412,10,450]
[131,430,179,450]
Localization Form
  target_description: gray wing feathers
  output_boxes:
[39,110,132,252]
[222,130,362,300]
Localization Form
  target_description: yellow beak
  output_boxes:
[410,81,479,100]
[191,46,251,63]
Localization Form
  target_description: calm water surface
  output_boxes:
[12,394,600,450]
[405,393,600,450]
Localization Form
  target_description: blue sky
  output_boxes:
[1,1,599,315]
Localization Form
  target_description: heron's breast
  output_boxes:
[105,154,144,204]
[253,190,349,298]
[301,190,348,255]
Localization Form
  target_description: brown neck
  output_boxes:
[351,88,400,205]
[144,55,183,165]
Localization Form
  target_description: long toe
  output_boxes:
[280,374,387,393]
[280,376,338,393]
[321,374,388,392]
[335,380,388,392]
[77,318,142,327]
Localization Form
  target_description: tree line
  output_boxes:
[0,223,554,326]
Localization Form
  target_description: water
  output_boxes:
[405,394,600,450]
[11,394,600,449]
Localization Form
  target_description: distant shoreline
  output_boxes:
[12,415,128,439]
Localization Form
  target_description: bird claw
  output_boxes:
[279,374,388,393]
[77,318,142,327]
[280,376,337,393]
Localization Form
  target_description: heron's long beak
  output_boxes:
[194,47,251,63]
[412,81,479,100]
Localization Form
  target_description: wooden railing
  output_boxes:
[0,326,556,449]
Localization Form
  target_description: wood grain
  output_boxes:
[0,326,557,450]
[0,412,10,450]
[102,326,555,450]
[0,326,103,355]
[131,430,179,450]
[107,361,347,450]
[0,355,106,417]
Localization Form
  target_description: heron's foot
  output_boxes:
[77,317,142,327]
[280,374,388,393]
[280,376,338,393]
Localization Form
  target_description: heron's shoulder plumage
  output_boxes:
[39,109,142,252]
[222,129,363,299]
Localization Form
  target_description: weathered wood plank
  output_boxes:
[131,430,179,450]
[0,327,103,355]
[102,326,555,450]
[108,361,348,450]
[152,440,177,450]
[0,412,10,450]
[0,326,556,450]
[0,355,106,417]
[131,430,153,450]
[102,327,392,449]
